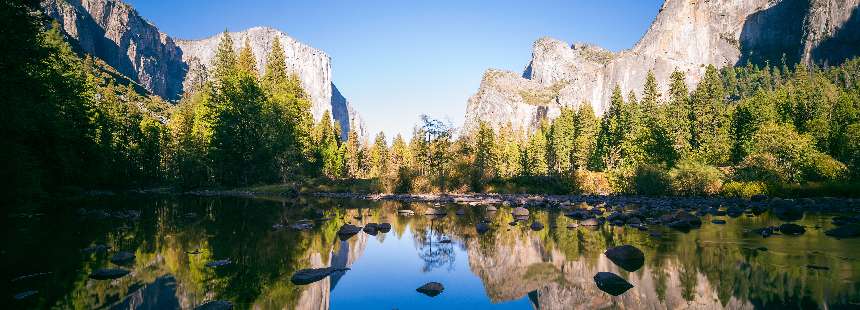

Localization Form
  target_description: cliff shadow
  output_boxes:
[737,0,810,66]
[811,5,860,66]
[330,83,351,140]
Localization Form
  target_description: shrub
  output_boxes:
[633,165,670,196]
[721,181,768,198]
[802,153,848,182]
[572,169,613,195]
[668,160,724,196]
[735,152,790,184]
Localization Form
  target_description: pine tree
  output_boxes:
[472,121,497,189]
[665,70,693,159]
[237,37,257,77]
[549,107,576,175]
[369,131,389,178]
[690,64,731,165]
[344,129,363,178]
[212,30,236,80]
[524,124,549,176]
[574,103,599,170]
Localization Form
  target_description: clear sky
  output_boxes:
[126,0,663,140]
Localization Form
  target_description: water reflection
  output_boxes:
[4,195,860,309]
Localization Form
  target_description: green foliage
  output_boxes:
[668,160,724,196]
[744,122,846,182]
[721,181,768,198]
[633,165,670,196]
[690,65,732,165]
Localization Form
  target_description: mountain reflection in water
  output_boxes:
[4,195,860,309]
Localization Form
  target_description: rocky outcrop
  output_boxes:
[41,0,363,140]
[42,0,187,99]
[464,0,860,133]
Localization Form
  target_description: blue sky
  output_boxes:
[126,0,663,140]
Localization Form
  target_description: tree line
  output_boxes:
[354,59,860,196]
[4,0,860,201]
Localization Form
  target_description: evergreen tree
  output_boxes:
[369,131,389,178]
[548,108,576,175]
[665,70,693,158]
[690,65,731,165]
[212,30,236,80]
[237,37,257,77]
[524,124,549,176]
[574,104,599,170]
[471,121,497,190]
[344,129,363,178]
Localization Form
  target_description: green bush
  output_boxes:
[735,152,790,184]
[633,165,670,196]
[668,160,724,196]
[721,181,768,198]
[802,153,848,182]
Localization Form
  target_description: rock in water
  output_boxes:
[580,218,599,226]
[593,272,633,296]
[378,223,392,233]
[337,224,361,240]
[13,290,38,300]
[476,222,490,235]
[425,208,447,216]
[711,219,727,224]
[194,300,234,310]
[110,251,136,265]
[416,282,445,297]
[205,259,232,268]
[456,208,466,216]
[363,223,379,235]
[825,224,860,239]
[778,223,806,235]
[530,221,544,231]
[486,205,498,212]
[512,207,529,217]
[290,267,349,285]
[604,245,645,272]
[89,268,130,280]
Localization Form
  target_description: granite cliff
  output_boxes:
[41,0,364,139]
[464,0,860,133]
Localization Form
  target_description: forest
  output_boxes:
[3,0,860,205]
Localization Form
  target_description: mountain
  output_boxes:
[464,0,860,133]
[41,0,364,139]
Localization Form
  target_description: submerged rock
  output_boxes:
[711,219,727,224]
[752,227,774,238]
[825,224,860,239]
[194,300,234,310]
[604,245,645,272]
[486,205,498,212]
[416,282,444,297]
[205,259,232,268]
[89,268,130,280]
[425,208,447,216]
[110,251,136,265]
[378,223,392,233]
[567,222,579,229]
[81,244,110,254]
[337,224,362,240]
[778,223,806,235]
[476,222,490,235]
[13,290,38,300]
[456,208,466,216]
[530,221,544,231]
[290,267,349,285]
[593,272,633,296]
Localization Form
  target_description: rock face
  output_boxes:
[41,0,363,140]
[464,0,860,133]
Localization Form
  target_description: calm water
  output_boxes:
[4,195,860,309]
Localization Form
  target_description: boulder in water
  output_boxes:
[416,282,444,297]
[89,268,130,280]
[363,223,379,235]
[337,224,362,240]
[110,251,135,265]
[580,218,599,226]
[530,221,544,231]
[476,222,490,235]
[604,245,645,272]
[825,224,860,239]
[290,267,349,285]
[512,207,529,217]
[205,259,232,268]
[194,300,234,310]
[778,223,806,235]
[593,272,633,296]
[711,219,726,224]
[378,223,392,233]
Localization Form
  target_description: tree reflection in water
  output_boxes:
[416,217,456,272]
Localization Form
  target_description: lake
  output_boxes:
[4,194,860,309]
